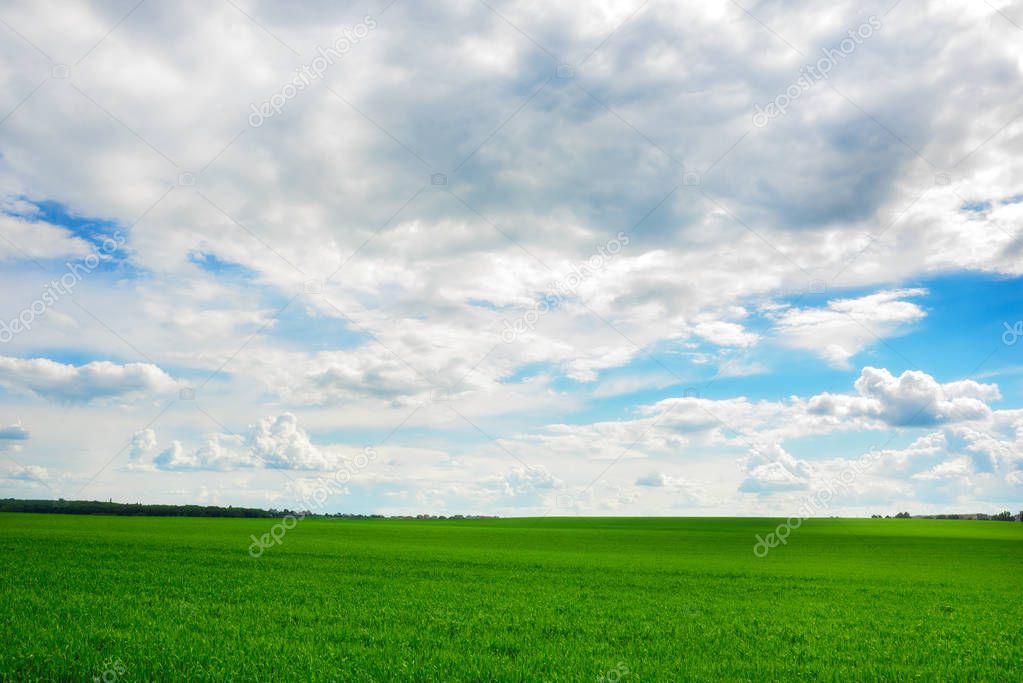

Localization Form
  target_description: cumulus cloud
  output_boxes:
[0,357,178,402]
[484,364,1019,511]
[154,442,197,471]
[770,290,927,368]
[154,436,254,472]
[250,413,329,469]
[808,367,1000,427]
[152,413,327,471]
[739,444,813,493]
[911,457,973,482]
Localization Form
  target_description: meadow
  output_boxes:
[0,514,1020,681]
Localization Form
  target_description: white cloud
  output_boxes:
[808,367,1000,427]
[770,289,927,367]
[693,321,761,348]
[154,442,197,471]
[151,413,328,471]
[0,356,178,403]
[154,436,254,472]
[912,457,973,481]
[250,413,328,470]
[0,213,92,262]
[739,444,813,493]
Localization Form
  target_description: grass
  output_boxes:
[0,514,1020,681]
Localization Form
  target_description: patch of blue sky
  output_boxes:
[961,200,992,212]
[19,198,125,250]
[692,359,855,403]
[6,197,136,274]
[735,272,1023,403]
[188,252,260,280]
[577,273,1023,415]
[499,361,559,385]
[954,191,1022,211]
[265,301,369,351]
[466,297,511,312]
[878,273,1023,398]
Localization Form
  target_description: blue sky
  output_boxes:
[0,0,1021,516]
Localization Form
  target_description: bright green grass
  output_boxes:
[0,514,1020,682]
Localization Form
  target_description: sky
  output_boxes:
[0,0,1021,516]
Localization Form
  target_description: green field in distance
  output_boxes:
[0,513,1020,681]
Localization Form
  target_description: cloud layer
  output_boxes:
[0,0,1019,514]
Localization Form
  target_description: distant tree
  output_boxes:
[894,511,911,519]
[992,510,1013,521]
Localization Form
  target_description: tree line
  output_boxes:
[0,499,500,520]
[0,498,281,518]
[871,510,1022,521]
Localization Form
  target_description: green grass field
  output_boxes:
[0,514,1020,681]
